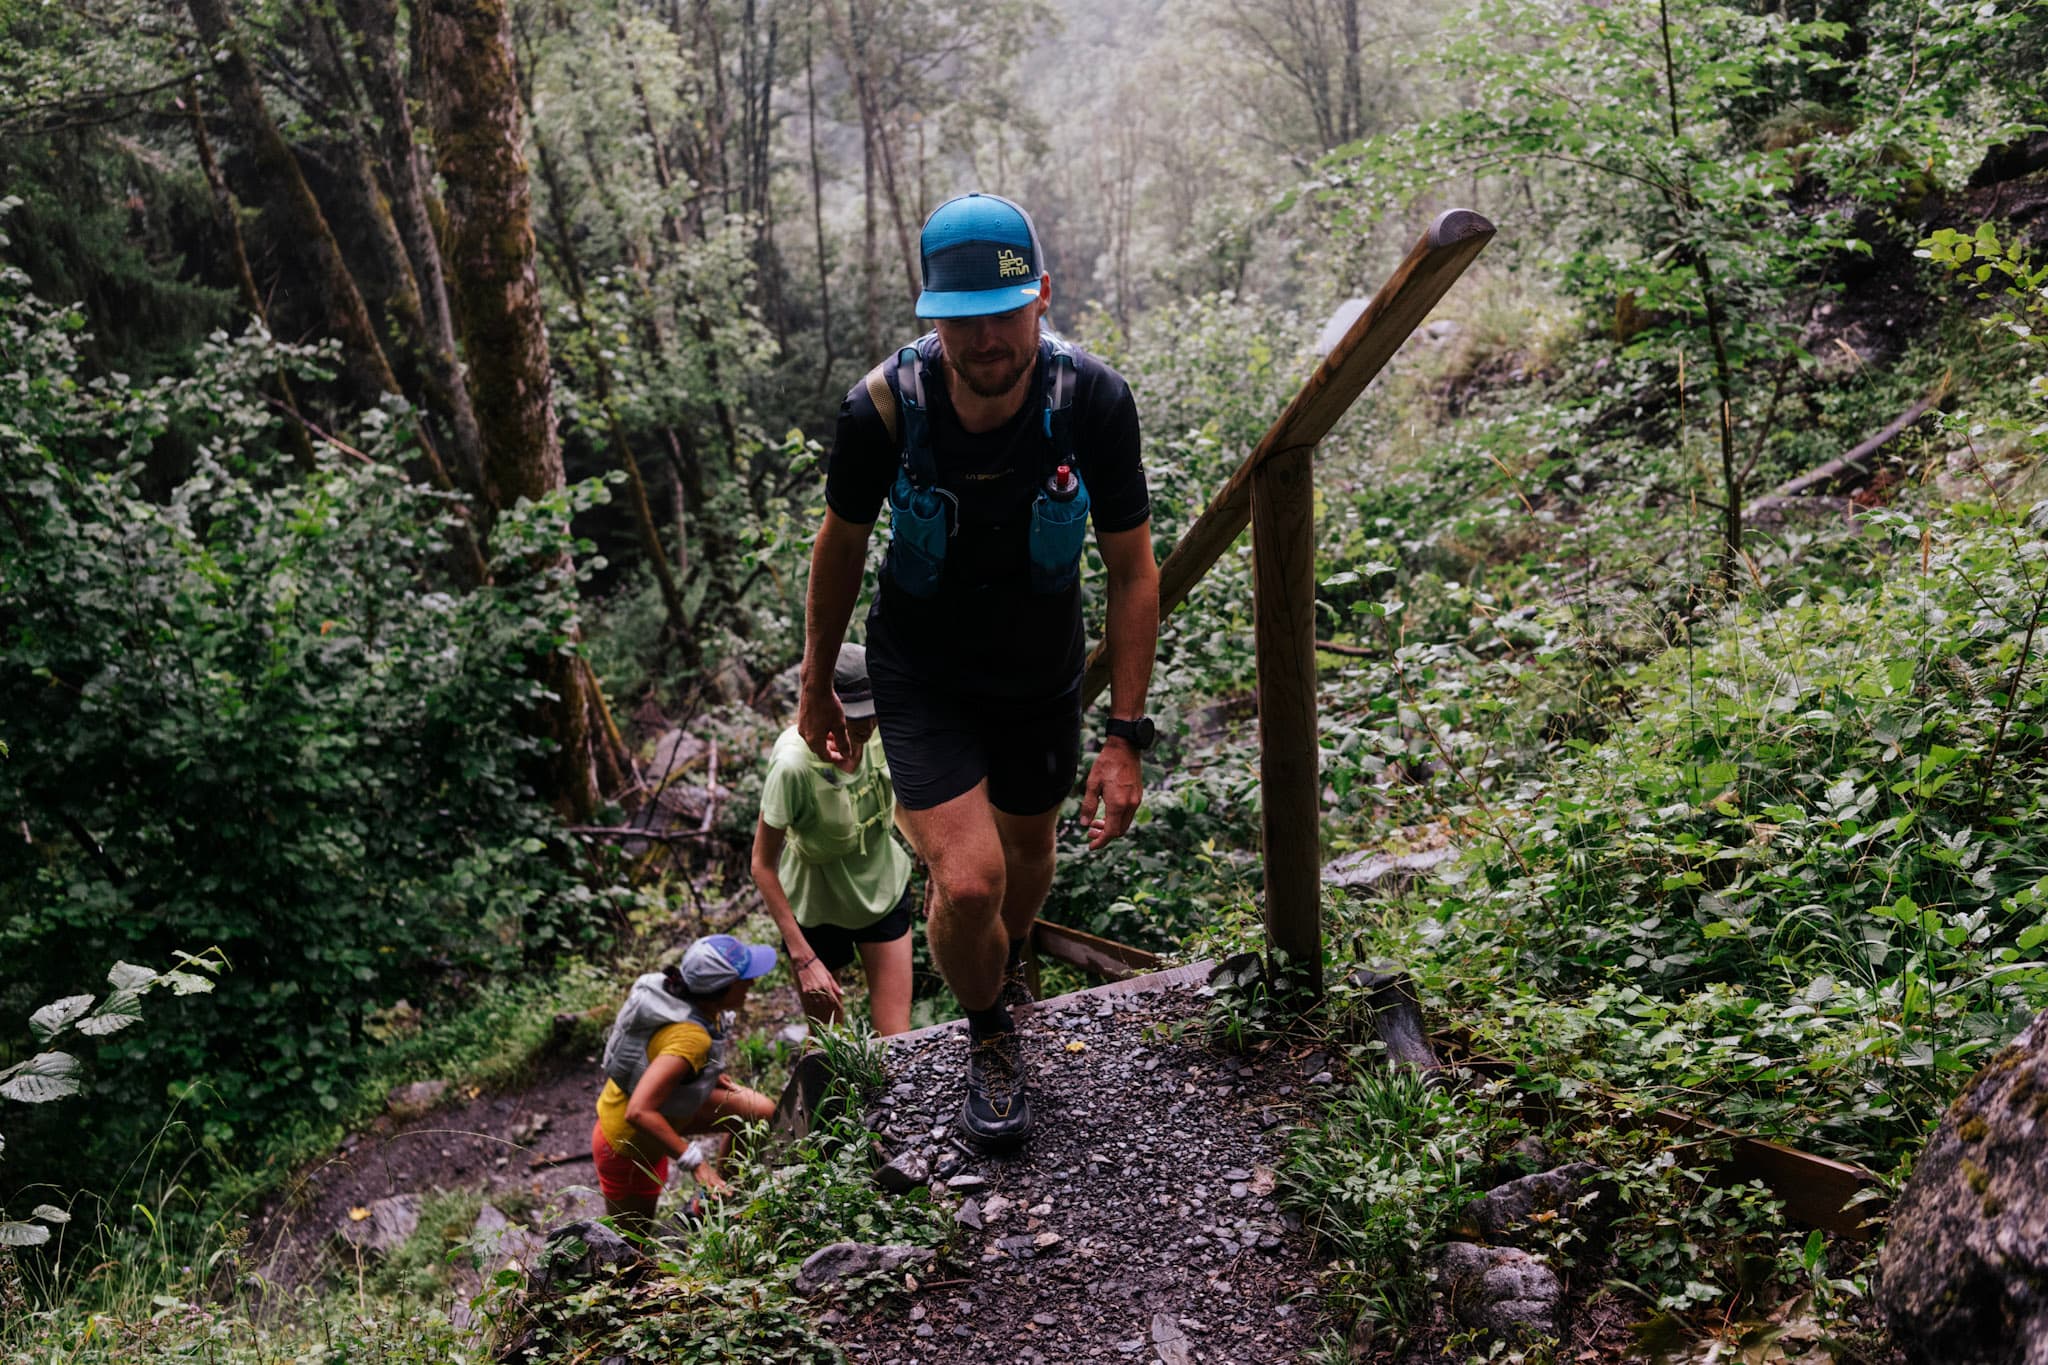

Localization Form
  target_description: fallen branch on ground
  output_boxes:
[568,825,724,843]
[1750,376,1949,518]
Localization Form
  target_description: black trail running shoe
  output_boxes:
[997,942,1036,1013]
[960,1026,1033,1149]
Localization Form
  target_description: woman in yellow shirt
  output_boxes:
[590,934,777,1232]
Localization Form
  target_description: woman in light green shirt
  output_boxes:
[751,644,915,1034]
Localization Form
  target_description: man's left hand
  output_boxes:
[1078,740,1144,851]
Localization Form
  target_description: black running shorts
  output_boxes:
[869,665,1083,815]
[801,883,915,973]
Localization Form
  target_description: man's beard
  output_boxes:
[949,346,1034,399]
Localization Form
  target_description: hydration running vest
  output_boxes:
[599,974,725,1129]
[863,333,1091,599]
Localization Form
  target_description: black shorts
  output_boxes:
[869,668,1083,814]
[802,883,915,973]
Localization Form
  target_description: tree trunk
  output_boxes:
[520,48,698,665]
[860,84,880,359]
[184,80,318,471]
[301,15,436,384]
[332,0,488,498]
[422,0,602,820]
[804,24,835,395]
[836,0,918,311]
[184,0,402,409]
[1339,0,1363,143]
[183,0,486,582]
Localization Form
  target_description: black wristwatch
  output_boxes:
[1104,716,1157,752]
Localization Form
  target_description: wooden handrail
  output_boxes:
[1081,208,1498,706]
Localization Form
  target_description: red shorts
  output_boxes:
[591,1119,668,1203]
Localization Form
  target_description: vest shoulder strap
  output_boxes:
[863,362,898,444]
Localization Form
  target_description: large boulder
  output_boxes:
[1462,1162,1615,1249]
[1435,1242,1561,1343]
[1882,1010,2048,1365]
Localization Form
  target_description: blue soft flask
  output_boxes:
[1028,463,1090,594]
[887,469,952,598]
[883,343,952,598]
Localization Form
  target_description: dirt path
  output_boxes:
[830,968,1328,1364]
[248,980,807,1292]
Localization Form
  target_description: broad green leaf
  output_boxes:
[105,962,157,992]
[28,994,94,1043]
[0,1051,82,1104]
[77,989,143,1035]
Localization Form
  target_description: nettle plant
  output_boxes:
[1,952,222,1247]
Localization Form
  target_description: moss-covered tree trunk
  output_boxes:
[184,80,318,471]
[182,0,487,583]
[184,0,402,409]
[325,0,490,500]
[422,0,601,821]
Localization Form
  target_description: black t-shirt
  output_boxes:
[825,339,1149,699]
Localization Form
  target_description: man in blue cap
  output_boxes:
[796,192,1160,1149]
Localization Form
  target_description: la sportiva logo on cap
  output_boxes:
[995,248,1031,279]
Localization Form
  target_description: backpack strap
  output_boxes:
[863,362,898,445]
[1042,338,1079,469]
[891,337,938,489]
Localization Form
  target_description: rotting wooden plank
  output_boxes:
[1031,919,1162,982]
[1643,1106,1882,1238]
[1446,1041,1885,1237]
[1081,208,1497,706]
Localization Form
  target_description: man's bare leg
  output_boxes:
[991,804,1059,1003]
[899,782,1037,1146]
[899,781,1008,1012]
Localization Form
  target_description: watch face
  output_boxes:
[1111,717,1156,750]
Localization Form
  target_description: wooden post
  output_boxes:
[1251,445,1323,996]
[1074,207,1496,1003]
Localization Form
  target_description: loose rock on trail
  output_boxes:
[824,965,1327,1364]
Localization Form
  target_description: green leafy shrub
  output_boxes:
[0,266,628,1190]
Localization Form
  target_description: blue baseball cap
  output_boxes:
[678,933,778,993]
[915,192,1047,320]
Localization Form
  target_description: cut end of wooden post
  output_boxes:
[1428,208,1497,249]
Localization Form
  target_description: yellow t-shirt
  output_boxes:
[594,1020,714,1164]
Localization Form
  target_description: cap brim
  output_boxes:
[915,280,1044,319]
[841,696,877,719]
[741,944,778,980]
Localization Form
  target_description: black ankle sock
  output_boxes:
[966,1002,1014,1038]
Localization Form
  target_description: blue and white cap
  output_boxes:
[915,192,1046,320]
[678,933,778,994]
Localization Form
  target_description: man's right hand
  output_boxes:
[798,684,852,763]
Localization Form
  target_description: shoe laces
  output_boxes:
[972,1030,1024,1099]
